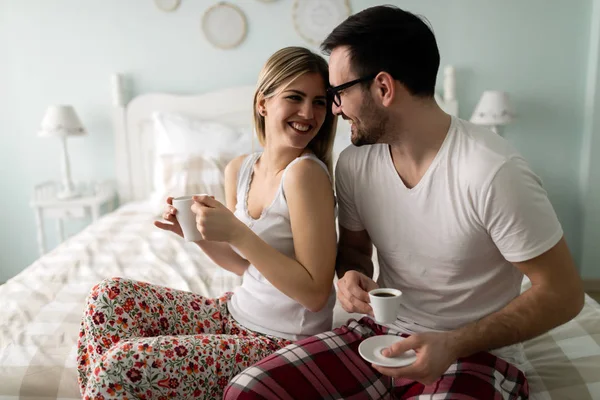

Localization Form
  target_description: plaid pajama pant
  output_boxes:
[224,317,529,399]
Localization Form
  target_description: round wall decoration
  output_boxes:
[292,0,351,46]
[154,0,181,12]
[202,2,248,49]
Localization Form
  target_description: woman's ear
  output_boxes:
[257,96,267,116]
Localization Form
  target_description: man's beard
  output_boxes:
[350,97,388,147]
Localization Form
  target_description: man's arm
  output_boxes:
[336,226,374,279]
[334,149,381,313]
[335,225,381,315]
[451,236,584,357]
[334,149,374,279]
[375,237,584,384]
[450,158,584,354]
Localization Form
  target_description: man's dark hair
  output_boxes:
[321,5,440,97]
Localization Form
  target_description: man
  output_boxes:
[225,5,584,399]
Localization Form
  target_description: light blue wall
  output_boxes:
[0,0,594,282]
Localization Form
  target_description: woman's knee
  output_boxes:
[88,277,133,303]
[93,276,131,292]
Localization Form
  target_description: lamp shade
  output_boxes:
[470,91,514,126]
[38,105,87,137]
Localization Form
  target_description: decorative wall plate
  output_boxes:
[292,0,351,45]
[154,0,181,12]
[202,2,248,49]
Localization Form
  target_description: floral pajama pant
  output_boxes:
[77,277,292,400]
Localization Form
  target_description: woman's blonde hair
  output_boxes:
[253,46,337,176]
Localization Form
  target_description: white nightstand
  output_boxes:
[30,181,117,256]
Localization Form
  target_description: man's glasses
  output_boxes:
[327,74,378,107]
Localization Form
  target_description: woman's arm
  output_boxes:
[229,159,337,312]
[194,155,250,276]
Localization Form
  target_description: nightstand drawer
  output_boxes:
[45,207,86,219]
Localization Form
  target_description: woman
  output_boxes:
[77,46,338,399]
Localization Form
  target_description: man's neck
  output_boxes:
[384,104,452,188]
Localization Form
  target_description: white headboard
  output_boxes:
[112,66,458,204]
[112,84,257,203]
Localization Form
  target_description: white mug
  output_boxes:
[368,288,402,324]
[172,195,206,242]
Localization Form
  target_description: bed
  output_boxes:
[1,68,599,399]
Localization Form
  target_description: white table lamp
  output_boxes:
[38,105,87,199]
[470,91,515,134]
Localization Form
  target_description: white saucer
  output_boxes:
[358,335,417,368]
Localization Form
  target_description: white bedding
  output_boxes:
[0,202,241,398]
[1,202,599,399]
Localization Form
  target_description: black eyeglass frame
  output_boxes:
[327,73,378,107]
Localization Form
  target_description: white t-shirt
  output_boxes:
[335,116,563,364]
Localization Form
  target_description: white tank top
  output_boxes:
[227,152,336,340]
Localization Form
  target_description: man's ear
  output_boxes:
[373,72,395,107]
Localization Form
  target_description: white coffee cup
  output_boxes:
[368,288,402,324]
[172,195,205,242]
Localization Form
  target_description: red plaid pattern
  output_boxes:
[224,317,529,399]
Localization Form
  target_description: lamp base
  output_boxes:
[57,187,80,200]
[57,136,80,200]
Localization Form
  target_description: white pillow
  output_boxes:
[153,112,245,156]
[150,153,228,209]
[149,112,258,213]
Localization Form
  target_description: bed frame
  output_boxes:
[111,66,459,204]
